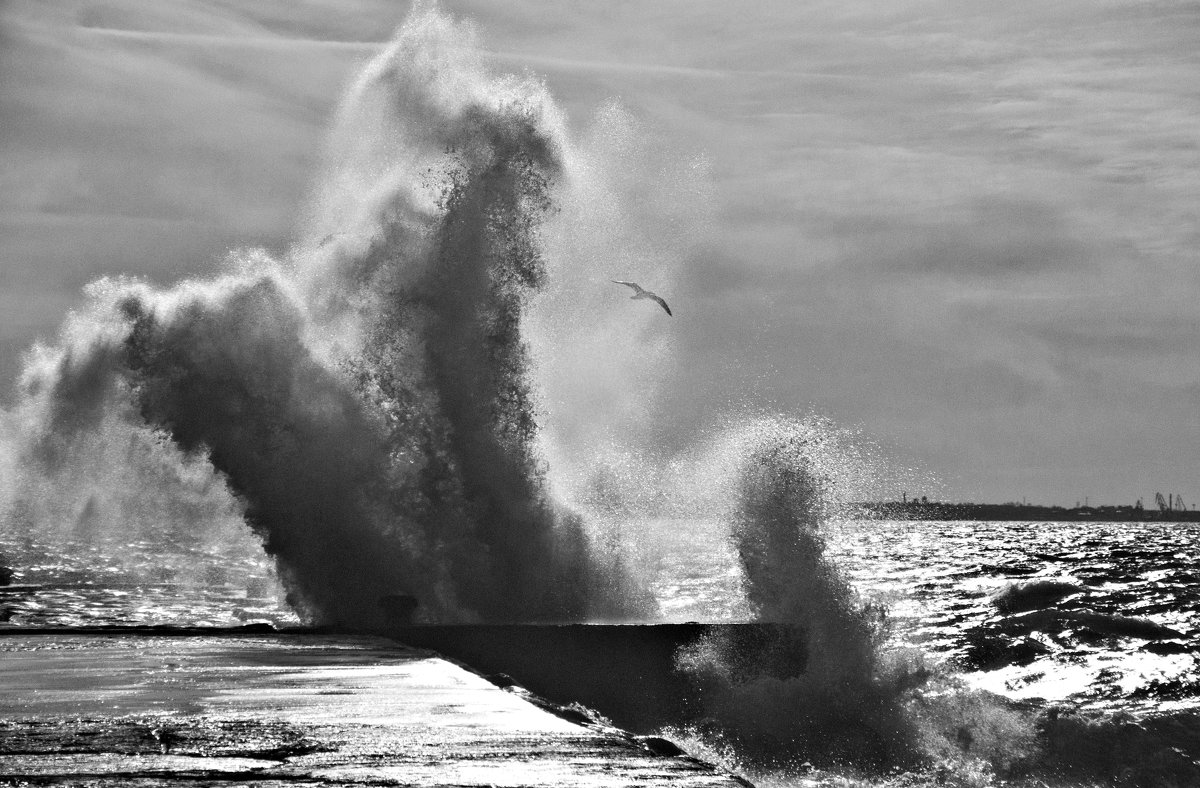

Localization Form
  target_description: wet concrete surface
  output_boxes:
[0,629,745,787]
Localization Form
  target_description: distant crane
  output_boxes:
[1154,492,1186,513]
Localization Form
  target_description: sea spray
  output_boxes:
[672,418,922,770]
[306,10,651,623]
[0,6,647,627]
[657,420,1077,783]
[658,420,1178,786]
[528,101,704,481]
[0,280,273,593]
[118,271,450,624]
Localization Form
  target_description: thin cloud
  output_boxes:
[0,1,396,374]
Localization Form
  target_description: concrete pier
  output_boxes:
[0,629,745,787]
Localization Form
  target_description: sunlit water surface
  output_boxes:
[638,518,1199,716]
[828,520,1199,712]
[3,519,1197,717]
[0,535,297,629]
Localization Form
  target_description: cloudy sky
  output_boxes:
[3,0,1199,506]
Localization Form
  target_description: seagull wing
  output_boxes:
[649,294,672,316]
[612,280,645,294]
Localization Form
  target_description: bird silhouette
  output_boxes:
[611,280,672,316]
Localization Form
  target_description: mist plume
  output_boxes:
[0,7,646,627]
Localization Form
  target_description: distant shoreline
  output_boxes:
[854,501,1200,522]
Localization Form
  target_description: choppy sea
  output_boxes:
[4,518,1196,717]
[646,517,1199,715]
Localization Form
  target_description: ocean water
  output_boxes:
[826,519,1200,716]
[0,534,297,629]
[4,516,1197,716]
[629,515,1200,707]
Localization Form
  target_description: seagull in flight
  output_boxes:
[612,281,672,316]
